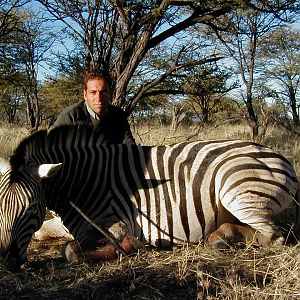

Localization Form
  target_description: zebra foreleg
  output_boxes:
[206,223,282,249]
[63,235,144,263]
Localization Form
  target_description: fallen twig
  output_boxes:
[70,201,127,256]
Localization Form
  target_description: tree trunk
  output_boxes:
[246,91,259,140]
[171,105,186,131]
[287,76,299,127]
[26,94,36,129]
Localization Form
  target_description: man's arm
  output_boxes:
[51,102,87,128]
[122,124,136,144]
[52,111,74,128]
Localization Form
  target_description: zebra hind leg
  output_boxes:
[218,192,287,248]
[206,223,284,249]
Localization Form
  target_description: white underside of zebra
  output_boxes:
[0,125,299,271]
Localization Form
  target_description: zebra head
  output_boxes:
[0,162,62,271]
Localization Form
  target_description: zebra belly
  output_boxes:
[134,193,218,247]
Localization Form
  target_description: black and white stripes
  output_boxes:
[0,125,299,269]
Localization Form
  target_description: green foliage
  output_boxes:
[258,27,300,126]
[0,0,299,133]
[0,0,27,40]
[39,76,82,124]
[0,71,32,125]
[183,65,236,124]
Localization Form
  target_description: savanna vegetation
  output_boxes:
[0,0,299,140]
[1,0,300,299]
[0,123,300,299]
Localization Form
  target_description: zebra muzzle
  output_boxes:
[4,251,27,272]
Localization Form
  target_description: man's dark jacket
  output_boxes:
[52,101,135,144]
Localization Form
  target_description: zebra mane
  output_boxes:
[10,129,48,170]
[9,124,110,172]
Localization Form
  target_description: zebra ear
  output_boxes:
[37,163,62,179]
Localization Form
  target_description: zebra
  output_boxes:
[0,124,299,271]
[0,156,73,242]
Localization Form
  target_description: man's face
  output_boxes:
[83,78,111,115]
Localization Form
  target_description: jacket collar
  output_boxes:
[85,101,108,120]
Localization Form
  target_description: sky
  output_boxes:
[31,3,300,83]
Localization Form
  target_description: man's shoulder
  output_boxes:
[61,101,86,115]
[52,101,89,127]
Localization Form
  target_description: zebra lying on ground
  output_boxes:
[0,124,299,271]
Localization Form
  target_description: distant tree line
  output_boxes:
[0,0,299,140]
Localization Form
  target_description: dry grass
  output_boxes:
[1,240,300,299]
[133,121,253,145]
[134,122,300,174]
[0,123,29,159]
[1,122,300,299]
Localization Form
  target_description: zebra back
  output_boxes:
[7,125,300,246]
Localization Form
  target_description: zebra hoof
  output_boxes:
[271,234,285,247]
[120,236,144,254]
[84,236,144,260]
[63,239,120,263]
[63,240,83,263]
[62,236,145,263]
[207,239,230,250]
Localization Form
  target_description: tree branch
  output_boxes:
[70,201,127,257]
[147,5,232,50]
[127,55,224,113]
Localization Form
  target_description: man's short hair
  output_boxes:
[83,70,109,90]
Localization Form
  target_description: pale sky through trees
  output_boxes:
[32,5,300,84]
[1,0,299,132]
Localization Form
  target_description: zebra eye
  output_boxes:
[26,162,37,175]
